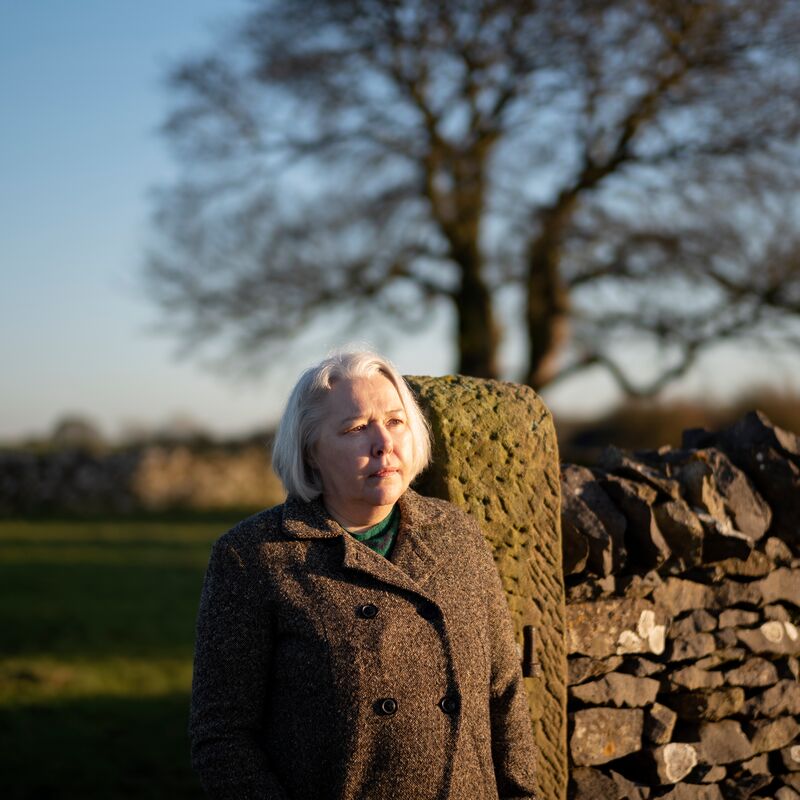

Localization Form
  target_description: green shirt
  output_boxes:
[345,505,400,559]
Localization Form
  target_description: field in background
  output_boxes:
[0,517,238,799]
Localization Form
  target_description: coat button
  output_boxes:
[375,697,398,716]
[438,695,460,714]
[418,601,439,620]
[358,603,379,619]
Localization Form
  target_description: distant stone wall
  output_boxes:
[562,411,800,799]
[0,444,284,515]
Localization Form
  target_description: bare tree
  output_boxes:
[145,0,800,393]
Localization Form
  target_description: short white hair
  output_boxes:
[272,349,432,501]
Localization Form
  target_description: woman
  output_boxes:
[189,350,539,800]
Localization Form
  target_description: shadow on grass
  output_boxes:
[0,692,203,800]
[0,560,206,659]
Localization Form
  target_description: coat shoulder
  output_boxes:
[213,503,285,556]
[403,490,490,554]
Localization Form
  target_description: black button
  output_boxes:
[419,602,439,620]
[375,697,398,716]
[438,695,460,714]
[358,603,379,619]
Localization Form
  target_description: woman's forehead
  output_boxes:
[327,374,402,414]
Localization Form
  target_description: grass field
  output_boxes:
[0,516,246,799]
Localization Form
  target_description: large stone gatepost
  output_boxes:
[407,375,567,800]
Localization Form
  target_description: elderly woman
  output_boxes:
[189,350,539,800]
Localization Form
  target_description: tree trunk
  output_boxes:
[525,206,572,389]
[454,249,500,379]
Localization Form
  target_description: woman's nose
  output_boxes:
[371,425,393,457]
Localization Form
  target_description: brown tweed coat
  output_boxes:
[189,487,539,800]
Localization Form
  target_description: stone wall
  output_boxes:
[0,444,284,515]
[408,375,568,800]
[562,411,800,800]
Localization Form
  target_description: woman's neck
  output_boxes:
[322,499,395,533]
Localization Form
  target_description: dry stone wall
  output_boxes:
[0,444,283,514]
[562,411,800,800]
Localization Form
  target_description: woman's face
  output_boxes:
[311,373,414,528]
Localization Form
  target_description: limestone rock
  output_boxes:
[566,598,667,658]
[570,767,623,800]
[776,786,800,800]
[716,411,800,547]
[765,604,792,621]
[744,679,800,717]
[719,609,760,629]
[568,655,624,686]
[778,745,800,771]
[562,465,627,575]
[653,500,704,569]
[619,571,663,600]
[644,702,677,745]
[600,446,682,499]
[608,769,651,800]
[561,505,589,575]
[757,568,800,607]
[669,633,717,661]
[696,720,754,764]
[766,537,795,565]
[713,580,761,609]
[737,621,800,656]
[598,475,671,571]
[626,656,667,677]
[664,688,745,722]
[741,753,770,774]
[654,578,714,616]
[719,773,771,800]
[652,743,699,783]
[706,549,772,579]
[749,716,800,753]
[724,658,779,688]
[571,672,660,708]
[570,708,644,766]
[714,628,738,648]
[669,666,725,691]
[654,782,723,799]
[670,610,717,638]
[684,449,771,541]
[695,648,747,670]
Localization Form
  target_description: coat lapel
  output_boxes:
[281,490,443,601]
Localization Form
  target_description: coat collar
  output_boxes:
[280,488,443,600]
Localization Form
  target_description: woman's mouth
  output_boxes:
[371,467,399,478]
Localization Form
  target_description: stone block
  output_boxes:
[737,621,800,656]
[663,688,745,722]
[408,375,566,800]
[598,475,671,570]
[654,578,714,615]
[644,702,677,745]
[749,717,800,754]
[567,655,623,687]
[570,708,644,766]
[566,598,666,658]
[696,719,754,764]
[724,657,779,688]
[571,672,660,708]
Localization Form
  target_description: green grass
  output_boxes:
[0,517,236,799]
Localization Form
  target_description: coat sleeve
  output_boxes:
[481,536,540,800]
[189,538,291,800]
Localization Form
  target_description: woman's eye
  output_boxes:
[388,418,404,426]
[347,424,366,433]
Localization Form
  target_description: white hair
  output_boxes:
[272,349,432,501]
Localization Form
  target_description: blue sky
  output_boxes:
[2,2,799,444]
